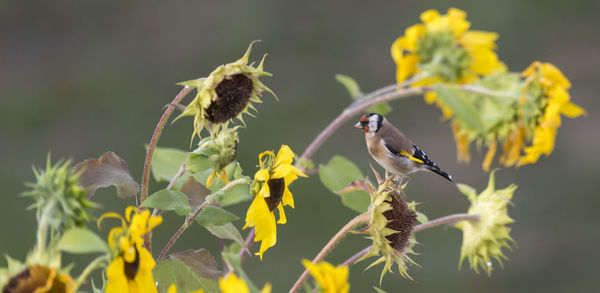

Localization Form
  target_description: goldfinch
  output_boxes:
[353,113,453,182]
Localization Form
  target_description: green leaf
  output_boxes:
[319,156,370,213]
[335,74,362,99]
[366,102,392,116]
[216,182,251,207]
[204,223,248,252]
[150,146,188,183]
[373,287,388,293]
[153,249,220,293]
[319,156,364,191]
[74,151,139,198]
[222,244,260,293]
[435,85,485,134]
[187,153,213,174]
[57,228,108,254]
[416,211,429,224]
[195,206,239,226]
[142,189,191,216]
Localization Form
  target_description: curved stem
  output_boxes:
[298,84,433,164]
[289,212,370,293]
[340,213,480,267]
[73,255,110,291]
[34,200,56,259]
[413,213,479,232]
[239,228,255,262]
[139,86,193,208]
[157,179,248,261]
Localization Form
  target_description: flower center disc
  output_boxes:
[123,248,140,280]
[206,73,254,123]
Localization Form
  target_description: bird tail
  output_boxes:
[426,166,453,182]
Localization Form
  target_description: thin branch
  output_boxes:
[73,255,110,291]
[289,212,370,293]
[340,213,480,267]
[239,228,255,262]
[139,86,193,208]
[413,213,479,232]
[157,178,248,261]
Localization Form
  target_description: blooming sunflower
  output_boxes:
[1,265,75,293]
[98,206,163,293]
[454,171,516,275]
[357,177,418,282]
[219,273,271,293]
[176,41,275,140]
[516,61,586,166]
[391,7,505,119]
[243,145,307,259]
[302,260,350,293]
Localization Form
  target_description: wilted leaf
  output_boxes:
[154,249,220,293]
[338,179,370,194]
[319,156,370,213]
[75,152,139,198]
[180,176,211,210]
[58,228,108,254]
[141,189,190,216]
[195,205,239,226]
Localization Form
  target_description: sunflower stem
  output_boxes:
[341,245,373,266]
[289,212,370,293]
[297,76,432,166]
[413,213,480,232]
[34,200,56,260]
[239,227,255,262]
[157,179,248,261]
[73,255,110,291]
[140,86,193,250]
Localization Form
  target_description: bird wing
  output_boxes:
[378,121,415,156]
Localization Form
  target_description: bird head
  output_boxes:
[353,113,383,134]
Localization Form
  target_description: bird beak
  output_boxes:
[353,122,363,129]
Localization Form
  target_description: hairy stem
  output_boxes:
[35,200,56,259]
[239,228,255,262]
[139,86,193,208]
[157,179,248,261]
[340,213,480,267]
[289,212,370,293]
[73,255,110,291]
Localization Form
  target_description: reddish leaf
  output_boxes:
[75,152,139,198]
[180,176,211,210]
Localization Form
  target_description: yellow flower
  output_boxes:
[302,260,350,293]
[454,171,516,275]
[99,206,162,293]
[243,145,307,259]
[1,265,75,293]
[176,41,274,140]
[391,7,505,118]
[219,273,271,293]
[518,62,586,166]
[357,178,418,281]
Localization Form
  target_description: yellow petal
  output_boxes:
[482,139,497,172]
[259,283,272,293]
[274,145,295,167]
[541,62,571,89]
[468,47,502,75]
[254,169,270,182]
[219,273,250,293]
[276,203,287,224]
[560,101,586,118]
[396,53,419,82]
[459,31,498,50]
[420,9,440,24]
[167,284,177,293]
[244,194,276,260]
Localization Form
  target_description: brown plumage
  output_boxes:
[354,113,453,182]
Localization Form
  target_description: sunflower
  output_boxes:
[517,61,586,166]
[1,265,75,293]
[99,206,162,293]
[243,145,307,259]
[357,177,418,281]
[176,41,275,140]
[391,7,505,119]
[454,171,516,275]
[302,260,350,293]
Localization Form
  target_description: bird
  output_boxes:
[353,113,453,182]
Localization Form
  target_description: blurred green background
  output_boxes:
[1,0,599,292]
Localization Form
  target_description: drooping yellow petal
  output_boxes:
[482,139,497,172]
[396,53,419,82]
[459,30,498,49]
[560,102,586,118]
[276,203,287,224]
[244,194,277,260]
[274,144,295,167]
[302,260,350,293]
[219,273,250,293]
[254,169,270,182]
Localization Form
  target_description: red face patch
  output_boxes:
[364,125,370,133]
[360,115,368,123]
